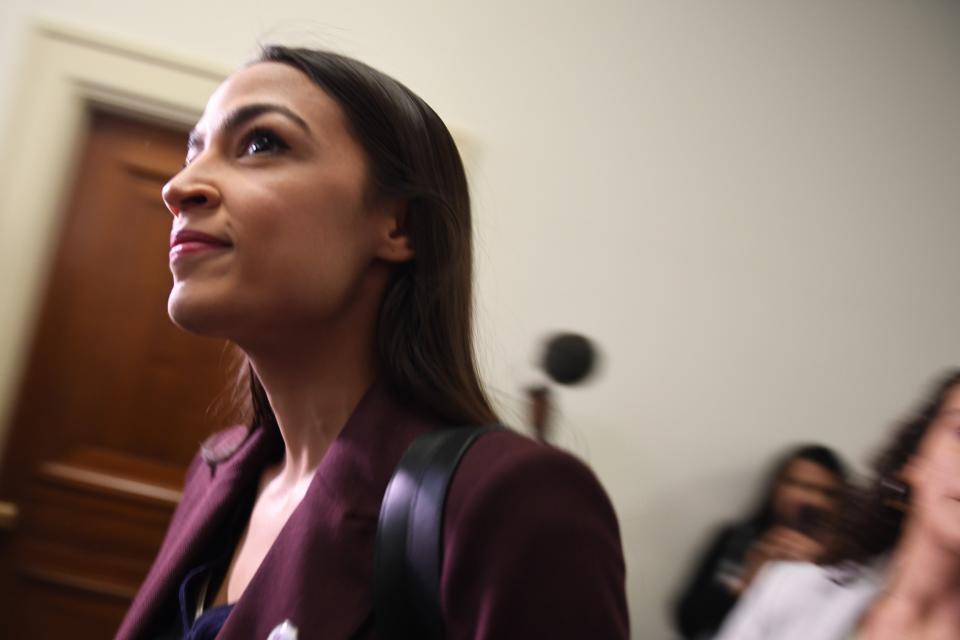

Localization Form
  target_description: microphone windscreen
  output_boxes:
[542,333,596,385]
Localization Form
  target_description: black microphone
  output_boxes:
[541,332,597,386]
[526,332,599,441]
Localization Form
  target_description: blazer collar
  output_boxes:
[116,423,281,639]
[219,381,437,638]
[119,381,436,639]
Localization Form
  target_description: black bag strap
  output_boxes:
[374,425,503,640]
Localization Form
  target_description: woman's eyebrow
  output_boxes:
[187,103,312,152]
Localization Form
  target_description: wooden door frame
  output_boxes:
[0,21,227,466]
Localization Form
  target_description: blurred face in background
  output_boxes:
[904,383,960,553]
[771,458,843,527]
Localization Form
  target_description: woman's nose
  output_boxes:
[161,166,221,216]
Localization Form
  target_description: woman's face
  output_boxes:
[771,458,842,527]
[905,384,960,552]
[162,62,408,343]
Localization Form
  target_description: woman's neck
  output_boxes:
[880,520,960,629]
[240,301,381,485]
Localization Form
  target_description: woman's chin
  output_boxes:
[167,290,233,338]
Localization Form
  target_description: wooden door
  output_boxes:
[0,110,236,636]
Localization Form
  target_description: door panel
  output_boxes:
[0,110,235,635]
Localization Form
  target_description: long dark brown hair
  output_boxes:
[829,369,960,565]
[220,47,498,447]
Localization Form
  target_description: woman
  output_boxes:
[672,444,847,639]
[116,47,628,639]
[715,369,960,639]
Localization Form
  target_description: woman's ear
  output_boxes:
[900,459,920,491]
[375,200,415,262]
[374,200,415,263]
[897,451,927,491]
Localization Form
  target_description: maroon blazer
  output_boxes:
[116,384,629,639]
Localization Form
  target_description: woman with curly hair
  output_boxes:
[715,369,960,640]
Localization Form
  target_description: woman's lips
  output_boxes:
[169,229,232,262]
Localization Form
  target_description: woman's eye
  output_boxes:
[242,129,289,156]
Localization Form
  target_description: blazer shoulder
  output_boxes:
[457,428,602,484]
[448,428,618,525]
[441,429,629,638]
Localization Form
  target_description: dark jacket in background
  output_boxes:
[673,522,758,639]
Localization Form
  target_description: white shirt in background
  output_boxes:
[713,560,885,640]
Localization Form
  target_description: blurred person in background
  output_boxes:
[672,444,848,639]
[115,47,628,640]
[715,369,960,639]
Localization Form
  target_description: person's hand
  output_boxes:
[733,527,825,593]
[761,526,825,562]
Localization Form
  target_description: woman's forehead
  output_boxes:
[196,62,335,135]
[784,458,838,484]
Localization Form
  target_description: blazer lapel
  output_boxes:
[116,425,283,639]
[218,383,435,639]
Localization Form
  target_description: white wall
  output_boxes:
[2,1,959,637]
